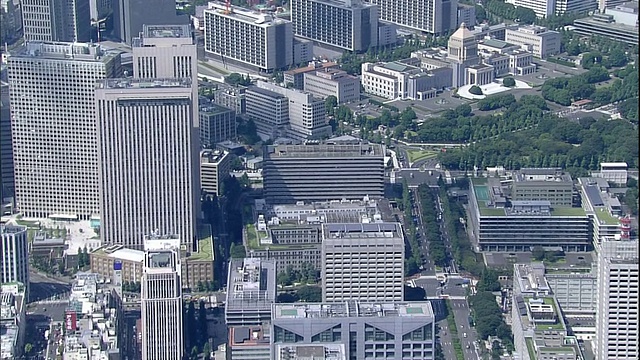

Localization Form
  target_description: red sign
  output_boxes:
[65,311,77,332]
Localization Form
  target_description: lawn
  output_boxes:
[406,149,438,163]
[190,225,214,261]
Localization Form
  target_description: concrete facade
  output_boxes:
[303,68,360,104]
[7,42,121,219]
[21,0,91,42]
[225,258,277,326]
[199,100,237,147]
[245,86,290,139]
[505,25,561,58]
[200,150,230,197]
[112,0,188,44]
[0,225,29,300]
[369,0,458,35]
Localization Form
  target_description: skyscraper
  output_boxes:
[594,222,639,359]
[96,78,197,250]
[321,223,405,302]
[0,80,13,203]
[21,0,91,42]
[1,225,29,300]
[291,0,379,52]
[7,42,121,219]
[141,234,183,360]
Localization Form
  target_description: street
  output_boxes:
[29,271,72,303]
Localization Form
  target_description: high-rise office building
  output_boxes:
[7,42,121,219]
[291,0,379,51]
[0,81,13,203]
[594,227,639,359]
[0,0,22,44]
[21,0,91,42]
[1,225,29,300]
[203,3,293,72]
[322,223,404,302]
[141,234,184,360]
[96,78,197,250]
[368,0,458,35]
[262,140,385,204]
[112,0,188,44]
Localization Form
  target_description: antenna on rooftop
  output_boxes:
[225,0,232,14]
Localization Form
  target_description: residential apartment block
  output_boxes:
[7,42,121,219]
[255,81,331,140]
[21,0,91,42]
[504,25,561,58]
[272,301,436,360]
[263,140,385,204]
[225,258,277,326]
[199,99,237,147]
[291,0,379,51]
[200,149,230,197]
[96,79,197,251]
[368,0,458,35]
[204,4,293,72]
[322,223,404,302]
[303,68,361,104]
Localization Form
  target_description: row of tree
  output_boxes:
[470,270,514,353]
[277,263,320,286]
[417,185,448,267]
[401,181,422,276]
[541,66,613,106]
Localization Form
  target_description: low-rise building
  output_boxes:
[214,86,246,114]
[470,23,519,41]
[592,162,628,186]
[573,10,639,46]
[293,38,314,66]
[361,58,453,100]
[90,245,144,284]
[577,177,625,246]
[274,343,346,360]
[303,68,360,104]
[200,150,230,197]
[478,39,536,77]
[227,325,271,360]
[505,25,561,58]
[245,85,290,139]
[63,273,123,360]
[284,61,339,90]
[0,282,26,360]
[225,258,277,326]
[272,301,436,360]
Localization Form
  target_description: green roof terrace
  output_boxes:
[188,225,214,261]
[593,206,620,225]
[244,223,319,251]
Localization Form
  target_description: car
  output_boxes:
[463,332,467,338]
[466,345,470,349]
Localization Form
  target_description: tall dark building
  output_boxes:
[112,0,189,44]
[0,81,13,204]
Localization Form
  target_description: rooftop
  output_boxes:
[229,325,270,347]
[480,38,516,49]
[1,224,26,234]
[226,258,277,309]
[97,78,192,90]
[205,3,289,27]
[200,149,229,165]
[10,41,120,62]
[285,61,338,75]
[247,85,288,99]
[143,24,191,39]
[188,225,214,261]
[273,301,434,320]
[275,343,346,360]
[265,143,384,158]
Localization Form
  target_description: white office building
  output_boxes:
[256,81,331,140]
[596,162,628,186]
[368,0,458,34]
[21,0,91,42]
[7,42,121,219]
[303,68,361,104]
[1,225,29,300]
[291,0,379,51]
[203,3,293,72]
[505,25,561,58]
[507,0,598,17]
[96,78,197,251]
[322,223,404,302]
[141,235,184,360]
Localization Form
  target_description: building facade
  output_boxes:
[90,245,144,284]
[141,236,184,360]
[7,42,121,219]
[199,101,236,147]
[263,141,385,204]
[225,258,277,326]
[245,86,290,138]
[303,68,361,103]
[291,0,379,51]
[594,234,639,360]
[204,4,293,72]
[96,79,197,251]
[0,81,13,203]
[322,223,404,302]
[200,150,230,197]
[272,301,436,360]
[504,25,561,58]
[0,0,22,44]
[255,81,331,140]
[368,0,458,35]
[1,225,29,300]
[21,0,91,42]
[112,0,188,44]
[284,61,339,90]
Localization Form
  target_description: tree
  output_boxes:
[202,342,212,360]
[469,85,483,95]
[325,95,338,116]
[296,285,322,302]
[503,77,516,87]
[25,343,33,355]
[455,104,472,117]
[199,300,208,346]
[229,243,246,258]
[404,286,426,301]
[225,73,251,86]
[532,246,545,261]
[190,345,200,360]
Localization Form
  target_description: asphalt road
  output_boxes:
[29,271,72,303]
[450,298,480,359]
